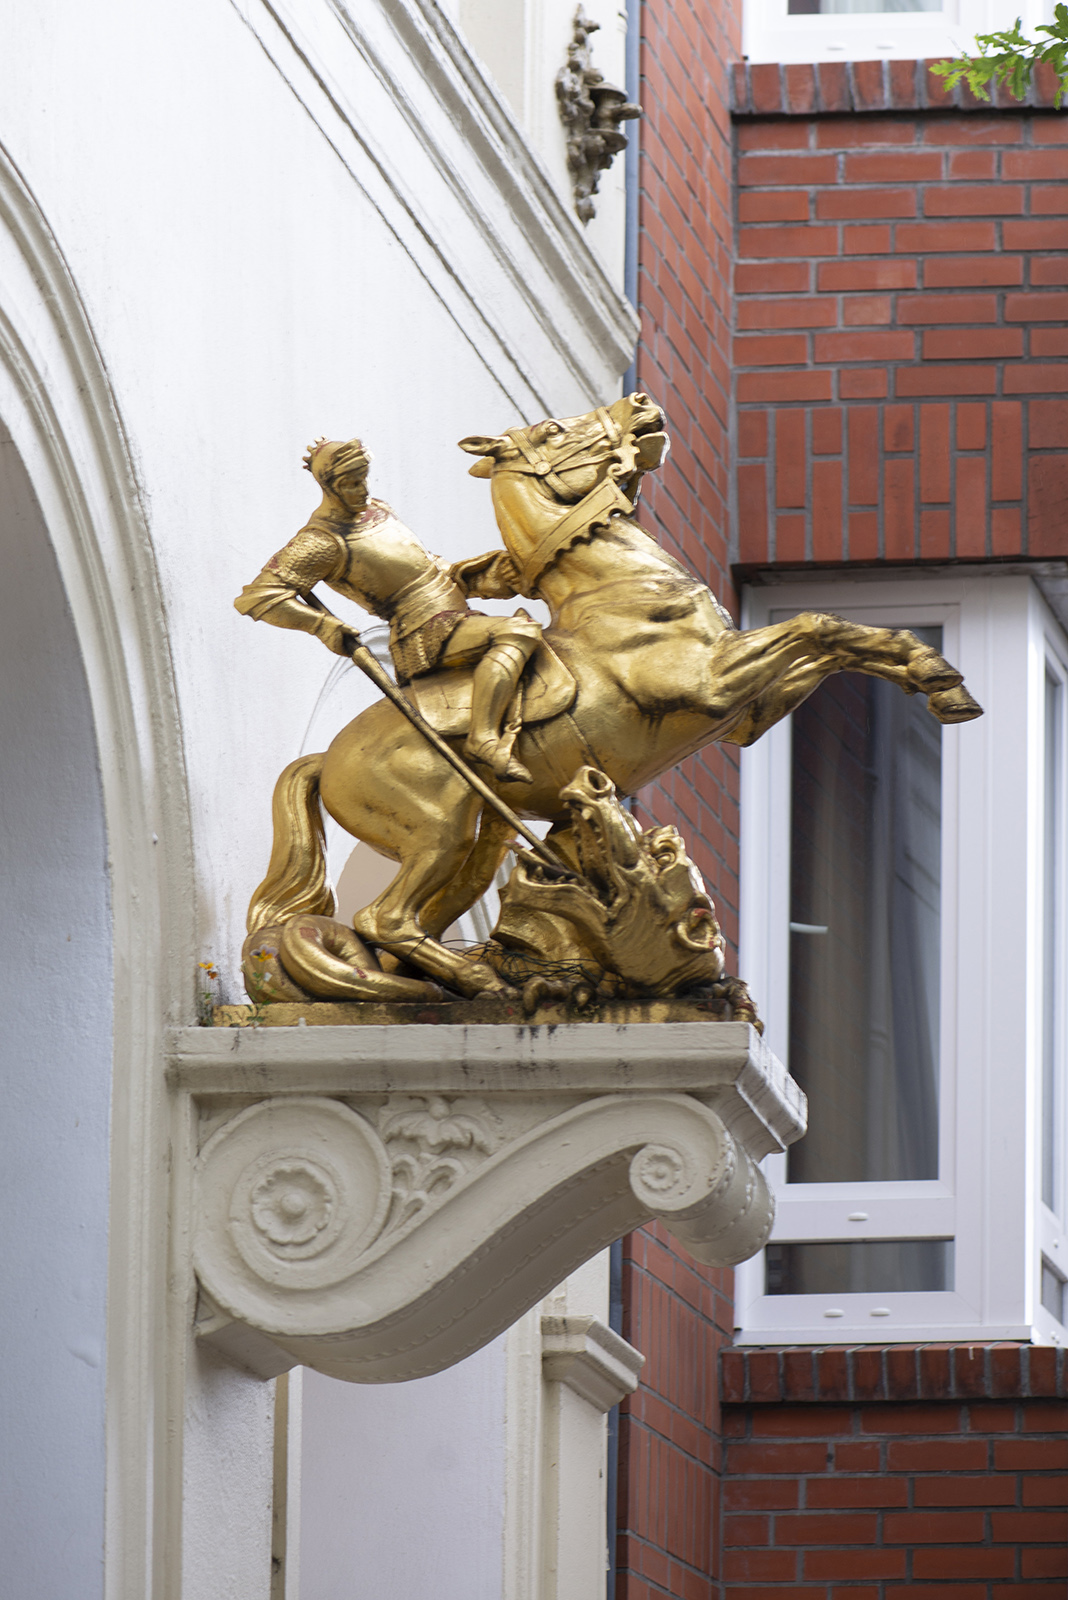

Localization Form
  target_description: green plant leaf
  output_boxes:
[931,13,1068,105]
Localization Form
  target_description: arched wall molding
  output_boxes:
[0,143,194,1600]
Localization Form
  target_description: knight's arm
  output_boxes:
[234,527,354,656]
[448,549,527,600]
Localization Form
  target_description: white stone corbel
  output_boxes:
[171,1020,806,1384]
[540,1315,643,1412]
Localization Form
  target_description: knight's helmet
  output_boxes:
[302,436,371,493]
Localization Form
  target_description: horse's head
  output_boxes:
[490,765,726,998]
[458,393,668,585]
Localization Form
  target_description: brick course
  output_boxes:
[721,1345,1068,1405]
[720,1352,1068,1599]
[731,58,1067,117]
[615,2,740,1597]
[733,107,1068,567]
[618,1224,736,1599]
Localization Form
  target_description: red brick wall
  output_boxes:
[719,1345,1068,1597]
[624,41,1068,1600]
[631,0,741,955]
[617,4,740,1595]
[617,1224,735,1599]
[731,95,1068,569]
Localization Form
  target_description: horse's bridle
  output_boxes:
[494,405,667,589]
[500,406,624,504]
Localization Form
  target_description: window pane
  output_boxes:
[788,634,942,1183]
[1041,1260,1065,1324]
[787,0,941,12]
[1043,669,1062,1214]
[765,1239,953,1295]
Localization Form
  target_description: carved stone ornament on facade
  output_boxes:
[178,1020,805,1382]
[555,7,642,224]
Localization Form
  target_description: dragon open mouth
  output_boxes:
[558,768,642,908]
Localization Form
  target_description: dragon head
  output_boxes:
[489,766,726,997]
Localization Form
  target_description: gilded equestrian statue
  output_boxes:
[239,392,981,1001]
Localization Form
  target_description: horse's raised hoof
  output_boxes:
[908,646,964,694]
[927,685,983,723]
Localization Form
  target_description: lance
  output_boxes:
[323,614,576,879]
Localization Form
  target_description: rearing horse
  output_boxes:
[248,392,981,997]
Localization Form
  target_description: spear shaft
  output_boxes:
[340,632,573,878]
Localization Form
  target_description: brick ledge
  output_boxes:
[731,58,1066,117]
[721,1343,1068,1403]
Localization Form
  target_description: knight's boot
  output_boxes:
[465,618,540,784]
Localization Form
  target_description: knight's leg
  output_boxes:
[441,614,541,784]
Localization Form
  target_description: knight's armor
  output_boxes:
[236,433,541,784]
[235,499,471,683]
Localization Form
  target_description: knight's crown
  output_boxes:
[302,436,371,488]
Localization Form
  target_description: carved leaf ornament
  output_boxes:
[556,6,642,223]
[377,1095,500,1231]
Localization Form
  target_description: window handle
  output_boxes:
[789,921,828,935]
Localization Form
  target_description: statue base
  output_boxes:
[172,1019,804,1383]
[214,995,741,1029]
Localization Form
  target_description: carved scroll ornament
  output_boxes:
[183,1020,805,1383]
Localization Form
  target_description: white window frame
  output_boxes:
[742,0,1050,67]
[1038,630,1068,1325]
[736,570,1067,1346]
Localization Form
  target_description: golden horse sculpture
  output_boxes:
[242,391,982,1004]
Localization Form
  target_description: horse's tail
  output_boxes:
[247,754,336,935]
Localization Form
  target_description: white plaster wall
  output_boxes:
[458,0,631,283]
[0,0,632,1009]
[182,1346,277,1600]
[0,3,634,1593]
[0,433,112,1598]
[298,1338,507,1599]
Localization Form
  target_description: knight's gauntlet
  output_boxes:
[234,574,351,654]
[448,550,524,600]
[308,607,352,655]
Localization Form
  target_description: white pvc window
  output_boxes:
[743,0,1050,65]
[1040,644,1068,1324]
[736,571,1068,1346]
